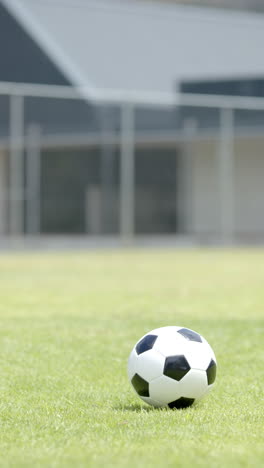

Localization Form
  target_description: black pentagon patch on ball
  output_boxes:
[177,328,202,343]
[131,373,149,397]
[164,355,190,381]
[135,334,158,355]
[206,359,217,385]
[168,397,195,409]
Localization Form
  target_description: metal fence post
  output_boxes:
[25,124,41,234]
[100,106,115,234]
[120,103,135,241]
[9,94,24,235]
[219,107,235,243]
[179,118,197,235]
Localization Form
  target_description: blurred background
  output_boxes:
[1,0,264,246]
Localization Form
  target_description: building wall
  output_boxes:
[191,136,264,240]
[191,139,221,237]
[155,1,264,13]
[0,150,7,234]
[234,138,264,237]
[40,146,178,235]
[31,136,264,239]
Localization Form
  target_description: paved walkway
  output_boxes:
[0,235,194,251]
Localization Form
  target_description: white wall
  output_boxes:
[191,139,221,237]
[234,138,264,237]
[191,136,264,240]
[0,150,8,235]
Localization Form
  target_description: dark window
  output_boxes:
[181,78,264,98]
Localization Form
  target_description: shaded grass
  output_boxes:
[0,249,263,467]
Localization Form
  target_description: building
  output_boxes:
[1,0,264,242]
[151,1,264,13]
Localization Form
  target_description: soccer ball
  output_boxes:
[128,326,217,409]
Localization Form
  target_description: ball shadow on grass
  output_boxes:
[114,402,200,412]
[114,403,157,412]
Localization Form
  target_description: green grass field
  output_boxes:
[0,249,263,467]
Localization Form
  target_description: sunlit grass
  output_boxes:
[0,249,263,467]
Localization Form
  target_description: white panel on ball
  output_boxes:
[140,396,163,408]
[183,341,212,370]
[134,349,165,382]
[154,338,187,358]
[178,369,208,399]
[153,329,187,357]
[127,348,139,380]
[149,375,181,405]
[201,338,217,361]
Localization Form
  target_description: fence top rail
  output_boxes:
[1,81,264,110]
[0,82,178,106]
